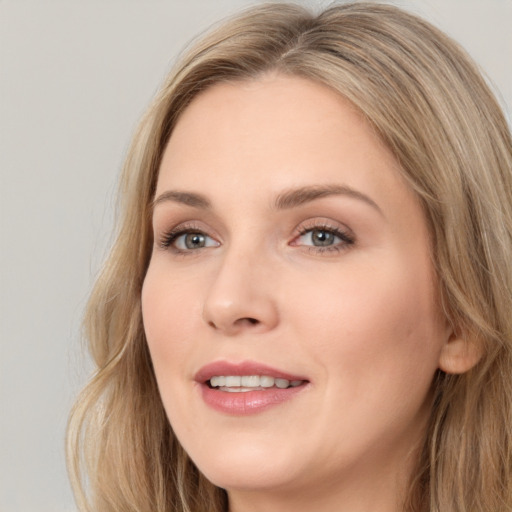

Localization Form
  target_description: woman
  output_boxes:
[67,2,512,511]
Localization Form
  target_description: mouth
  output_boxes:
[195,361,310,415]
[208,375,305,392]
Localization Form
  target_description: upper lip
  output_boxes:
[195,360,309,383]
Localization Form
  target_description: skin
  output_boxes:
[142,75,470,512]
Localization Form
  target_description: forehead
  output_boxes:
[156,75,418,220]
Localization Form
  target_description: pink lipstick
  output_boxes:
[195,361,309,415]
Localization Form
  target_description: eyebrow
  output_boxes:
[153,190,212,210]
[152,184,383,216]
[273,184,383,215]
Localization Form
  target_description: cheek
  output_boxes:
[141,265,206,436]
[141,264,199,371]
[288,255,444,392]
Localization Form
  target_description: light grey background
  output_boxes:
[1,1,510,511]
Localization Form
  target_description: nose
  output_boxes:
[202,247,279,336]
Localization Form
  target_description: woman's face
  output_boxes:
[142,75,451,508]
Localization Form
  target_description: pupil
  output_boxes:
[185,233,205,249]
[312,230,334,246]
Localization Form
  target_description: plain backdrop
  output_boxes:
[0,1,510,511]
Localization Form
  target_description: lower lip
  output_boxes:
[199,383,308,415]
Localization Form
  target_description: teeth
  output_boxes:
[241,375,260,387]
[210,376,226,387]
[209,375,304,390]
[225,376,241,387]
[260,376,275,388]
[275,378,290,388]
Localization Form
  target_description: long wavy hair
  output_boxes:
[67,3,512,511]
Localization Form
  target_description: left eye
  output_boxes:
[173,232,219,250]
[295,228,352,248]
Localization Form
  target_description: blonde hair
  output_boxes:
[67,3,512,511]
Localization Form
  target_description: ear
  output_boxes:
[438,330,484,374]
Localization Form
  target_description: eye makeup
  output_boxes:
[293,222,355,254]
[157,221,216,251]
[156,217,356,257]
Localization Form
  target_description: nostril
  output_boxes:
[207,318,259,329]
[235,317,259,326]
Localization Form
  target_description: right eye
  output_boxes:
[160,229,220,253]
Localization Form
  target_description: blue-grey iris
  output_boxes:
[312,230,335,246]
[185,233,206,249]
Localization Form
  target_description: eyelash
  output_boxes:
[158,222,207,251]
[157,222,355,255]
[295,223,355,254]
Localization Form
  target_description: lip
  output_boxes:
[195,360,310,415]
[195,360,308,383]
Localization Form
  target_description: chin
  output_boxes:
[188,441,305,492]
[203,465,298,494]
